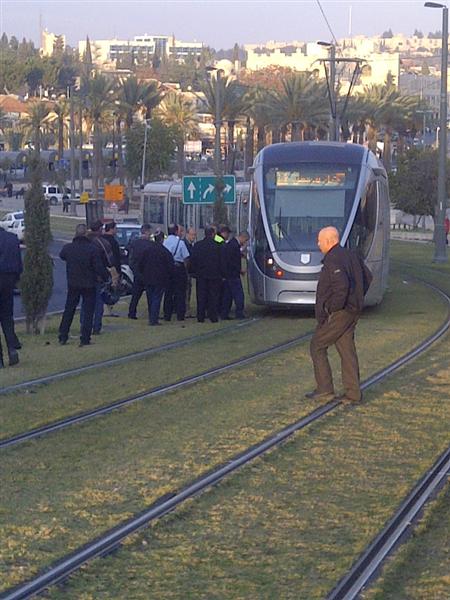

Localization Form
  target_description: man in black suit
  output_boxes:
[221,230,249,320]
[138,229,174,326]
[190,226,223,323]
[59,224,109,346]
[0,225,22,366]
[127,224,152,319]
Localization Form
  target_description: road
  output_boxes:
[15,235,69,318]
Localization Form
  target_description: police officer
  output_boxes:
[190,226,223,323]
[163,224,189,321]
[0,224,22,367]
[306,226,372,404]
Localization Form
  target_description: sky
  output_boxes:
[0,0,446,49]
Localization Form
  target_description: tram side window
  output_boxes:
[147,195,164,224]
[348,182,378,256]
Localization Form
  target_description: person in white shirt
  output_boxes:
[163,223,190,321]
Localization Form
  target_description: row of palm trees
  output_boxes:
[12,70,426,195]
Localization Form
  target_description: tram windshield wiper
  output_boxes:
[277,206,298,251]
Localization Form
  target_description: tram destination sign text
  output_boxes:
[182,175,236,204]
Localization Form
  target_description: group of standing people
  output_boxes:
[127,223,249,326]
[57,221,249,345]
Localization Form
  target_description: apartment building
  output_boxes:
[78,34,203,66]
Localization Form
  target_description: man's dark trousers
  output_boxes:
[310,309,361,401]
[128,278,146,318]
[59,287,96,344]
[0,273,19,360]
[196,278,221,322]
[163,266,187,321]
[145,285,164,325]
[221,277,245,319]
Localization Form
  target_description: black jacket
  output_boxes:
[315,244,372,324]
[0,228,23,278]
[221,237,242,279]
[128,237,152,280]
[190,237,222,280]
[138,241,174,289]
[102,234,121,271]
[60,236,109,289]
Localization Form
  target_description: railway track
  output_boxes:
[0,329,314,450]
[326,442,450,600]
[0,317,258,397]
[2,280,449,600]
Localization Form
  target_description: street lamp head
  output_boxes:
[317,40,333,47]
[424,2,446,8]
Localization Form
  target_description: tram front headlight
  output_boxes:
[266,257,274,267]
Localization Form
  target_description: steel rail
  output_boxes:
[0,318,258,397]
[2,281,449,600]
[326,444,450,600]
[0,330,313,450]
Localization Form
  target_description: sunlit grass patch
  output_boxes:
[0,272,445,592]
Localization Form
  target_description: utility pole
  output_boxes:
[69,88,77,215]
[425,2,448,262]
[141,119,150,188]
[318,41,339,141]
[78,98,84,194]
[214,69,223,176]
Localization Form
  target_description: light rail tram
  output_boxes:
[141,180,250,235]
[248,142,390,307]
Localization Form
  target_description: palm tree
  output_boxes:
[157,91,198,177]
[200,74,247,173]
[116,76,162,193]
[48,97,70,161]
[21,100,53,156]
[264,72,328,141]
[357,83,420,170]
[84,74,116,198]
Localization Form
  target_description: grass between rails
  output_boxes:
[0,271,445,591]
[3,300,263,389]
[0,311,311,438]
[364,483,450,600]
[38,268,450,599]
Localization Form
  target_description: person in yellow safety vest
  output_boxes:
[214,224,230,244]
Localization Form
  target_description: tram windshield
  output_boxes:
[263,163,360,251]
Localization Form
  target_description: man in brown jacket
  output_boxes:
[306,226,372,404]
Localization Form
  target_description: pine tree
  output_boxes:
[21,156,53,334]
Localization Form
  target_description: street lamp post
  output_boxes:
[425,1,448,262]
[69,88,77,215]
[141,119,151,188]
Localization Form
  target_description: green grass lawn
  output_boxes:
[43,338,450,600]
[1,269,446,593]
[26,247,450,600]
[364,485,450,600]
[49,215,85,238]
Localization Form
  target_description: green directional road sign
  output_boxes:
[182,175,236,204]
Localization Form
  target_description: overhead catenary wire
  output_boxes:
[315,0,339,46]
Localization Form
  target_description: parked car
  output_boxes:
[10,218,25,242]
[0,211,24,230]
[42,184,80,206]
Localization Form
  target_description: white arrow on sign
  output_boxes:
[187,181,196,200]
[202,183,215,200]
[224,184,232,194]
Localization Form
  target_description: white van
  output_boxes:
[42,184,80,206]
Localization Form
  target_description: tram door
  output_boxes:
[168,192,182,228]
